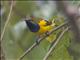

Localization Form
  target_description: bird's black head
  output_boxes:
[25,20,40,32]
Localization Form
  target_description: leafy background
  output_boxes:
[1,1,80,60]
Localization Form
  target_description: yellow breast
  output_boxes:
[38,25,51,34]
[35,19,55,35]
[36,20,51,34]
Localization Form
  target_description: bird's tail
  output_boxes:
[50,18,56,27]
[46,19,56,43]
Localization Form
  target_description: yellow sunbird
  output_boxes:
[25,18,56,43]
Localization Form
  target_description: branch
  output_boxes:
[43,26,70,60]
[18,21,68,60]
[1,0,14,41]
[56,1,80,42]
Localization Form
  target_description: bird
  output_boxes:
[25,18,56,43]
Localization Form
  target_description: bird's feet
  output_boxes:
[36,40,39,45]
[35,36,40,45]
[45,31,50,36]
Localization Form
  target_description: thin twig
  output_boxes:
[43,27,70,60]
[18,21,68,60]
[1,0,14,41]
[56,1,80,42]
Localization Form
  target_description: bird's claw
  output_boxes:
[45,32,50,36]
[36,40,39,45]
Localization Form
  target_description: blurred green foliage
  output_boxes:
[1,1,80,60]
